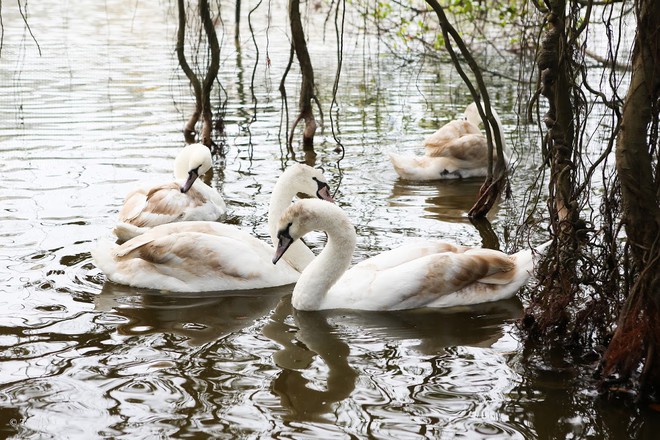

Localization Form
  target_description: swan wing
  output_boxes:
[425,134,489,163]
[97,223,299,292]
[329,251,515,310]
[352,240,469,272]
[423,120,481,150]
[115,182,226,241]
[389,153,488,180]
[113,221,256,257]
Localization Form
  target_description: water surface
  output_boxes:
[1,1,657,439]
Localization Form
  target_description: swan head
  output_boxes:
[464,102,482,127]
[464,102,508,157]
[281,163,334,203]
[174,143,214,193]
[272,199,348,264]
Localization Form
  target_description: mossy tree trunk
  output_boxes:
[601,0,660,400]
[523,0,582,337]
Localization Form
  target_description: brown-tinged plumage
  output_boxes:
[389,103,509,180]
[273,199,549,311]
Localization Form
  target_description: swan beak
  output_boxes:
[273,232,294,265]
[181,169,199,193]
[317,184,334,203]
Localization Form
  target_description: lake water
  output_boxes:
[1,1,658,438]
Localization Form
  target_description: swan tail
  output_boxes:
[113,222,147,243]
[511,240,552,279]
[388,153,415,179]
[91,238,119,279]
[477,241,551,288]
[389,153,440,180]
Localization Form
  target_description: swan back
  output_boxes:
[464,103,508,158]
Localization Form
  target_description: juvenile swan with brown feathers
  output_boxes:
[273,199,549,311]
[114,143,227,242]
[94,164,334,292]
[389,103,510,181]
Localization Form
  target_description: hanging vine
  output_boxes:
[425,0,509,219]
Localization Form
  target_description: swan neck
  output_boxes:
[267,172,316,272]
[291,219,356,311]
[268,177,293,243]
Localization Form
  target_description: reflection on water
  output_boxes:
[389,177,499,223]
[97,283,291,346]
[0,0,654,438]
[265,302,358,422]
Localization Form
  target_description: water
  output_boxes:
[1,1,658,438]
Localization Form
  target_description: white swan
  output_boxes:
[389,103,509,180]
[113,143,227,242]
[93,164,334,292]
[273,199,549,311]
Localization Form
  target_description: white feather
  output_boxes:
[274,199,549,311]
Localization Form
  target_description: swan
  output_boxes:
[389,103,509,181]
[93,164,334,292]
[113,143,227,242]
[273,199,549,311]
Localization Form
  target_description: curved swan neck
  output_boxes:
[174,144,211,179]
[488,108,508,155]
[291,206,356,311]
[267,167,317,272]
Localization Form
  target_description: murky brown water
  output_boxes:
[1,1,658,438]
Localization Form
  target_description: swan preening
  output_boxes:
[273,199,548,311]
[113,143,227,242]
[389,103,509,181]
[93,164,334,292]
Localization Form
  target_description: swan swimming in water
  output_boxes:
[273,199,549,311]
[93,164,334,292]
[389,103,509,181]
[113,143,227,242]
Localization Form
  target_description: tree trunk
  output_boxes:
[288,0,317,153]
[601,0,660,400]
[176,0,202,144]
[522,0,582,337]
[200,0,220,148]
[175,0,221,148]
